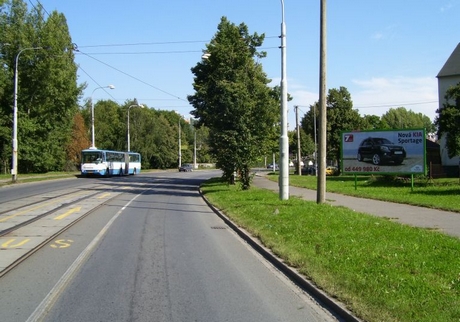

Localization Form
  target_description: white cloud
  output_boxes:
[277,76,439,131]
[351,76,439,121]
[371,32,383,40]
[440,2,453,12]
[371,24,398,41]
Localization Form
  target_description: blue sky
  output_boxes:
[36,0,460,127]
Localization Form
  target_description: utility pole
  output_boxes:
[317,0,327,203]
[295,106,302,176]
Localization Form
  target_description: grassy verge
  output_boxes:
[0,172,79,186]
[286,174,460,212]
[201,177,460,322]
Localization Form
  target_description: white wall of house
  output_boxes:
[439,135,460,166]
[437,43,460,167]
[438,75,460,109]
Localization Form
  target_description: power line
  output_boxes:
[296,101,438,111]
[74,47,279,55]
[78,50,188,102]
[355,100,438,108]
[78,40,208,48]
[75,50,202,56]
[75,36,280,49]
[77,64,118,102]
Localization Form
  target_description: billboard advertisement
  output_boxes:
[341,129,426,175]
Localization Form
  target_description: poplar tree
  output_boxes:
[188,17,279,189]
[0,0,82,173]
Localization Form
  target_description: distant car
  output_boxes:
[325,166,338,176]
[179,164,193,172]
[357,137,406,165]
[267,163,279,171]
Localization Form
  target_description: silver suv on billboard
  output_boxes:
[357,137,406,165]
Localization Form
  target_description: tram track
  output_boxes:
[0,183,111,216]
[0,190,114,237]
[0,186,127,278]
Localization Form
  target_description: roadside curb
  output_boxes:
[199,189,361,322]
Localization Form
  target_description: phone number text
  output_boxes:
[344,166,380,172]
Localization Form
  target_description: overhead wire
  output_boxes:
[24,0,190,104]
[354,101,438,109]
[77,49,188,102]
[77,64,118,102]
[24,1,280,106]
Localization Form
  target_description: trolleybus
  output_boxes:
[80,149,141,177]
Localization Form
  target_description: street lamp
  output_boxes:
[12,46,43,182]
[90,85,114,149]
[127,100,144,151]
[279,0,289,200]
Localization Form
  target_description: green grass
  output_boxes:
[287,174,460,212]
[0,171,79,186]
[201,177,460,322]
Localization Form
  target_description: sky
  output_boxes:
[33,0,460,128]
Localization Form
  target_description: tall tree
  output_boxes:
[302,87,361,171]
[188,17,279,189]
[0,1,82,173]
[361,114,385,130]
[140,110,178,169]
[92,99,124,151]
[327,87,361,169]
[381,107,434,132]
[300,105,319,160]
[66,112,90,170]
[435,82,460,158]
[288,128,315,162]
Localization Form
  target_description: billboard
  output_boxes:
[341,129,426,175]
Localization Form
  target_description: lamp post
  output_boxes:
[127,100,143,151]
[12,46,42,182]
[279,0,289,200]
[90,85,114,149]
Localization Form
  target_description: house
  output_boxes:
[436,42,460,173]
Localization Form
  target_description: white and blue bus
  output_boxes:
[80,149,141,177]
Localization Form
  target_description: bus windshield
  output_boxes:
[82,151,103,164]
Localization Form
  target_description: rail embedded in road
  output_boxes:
[0,183,135,276]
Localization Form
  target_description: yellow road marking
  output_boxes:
[97,193,111,199]
[1,238,31,248]
[53,207,82,220]
[50,239,74,248]
[0,191,87,223]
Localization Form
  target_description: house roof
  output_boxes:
[437,43,460,78]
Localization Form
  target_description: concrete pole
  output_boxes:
[317,0,327,203]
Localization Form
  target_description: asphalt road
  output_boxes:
[0,171,338,322]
